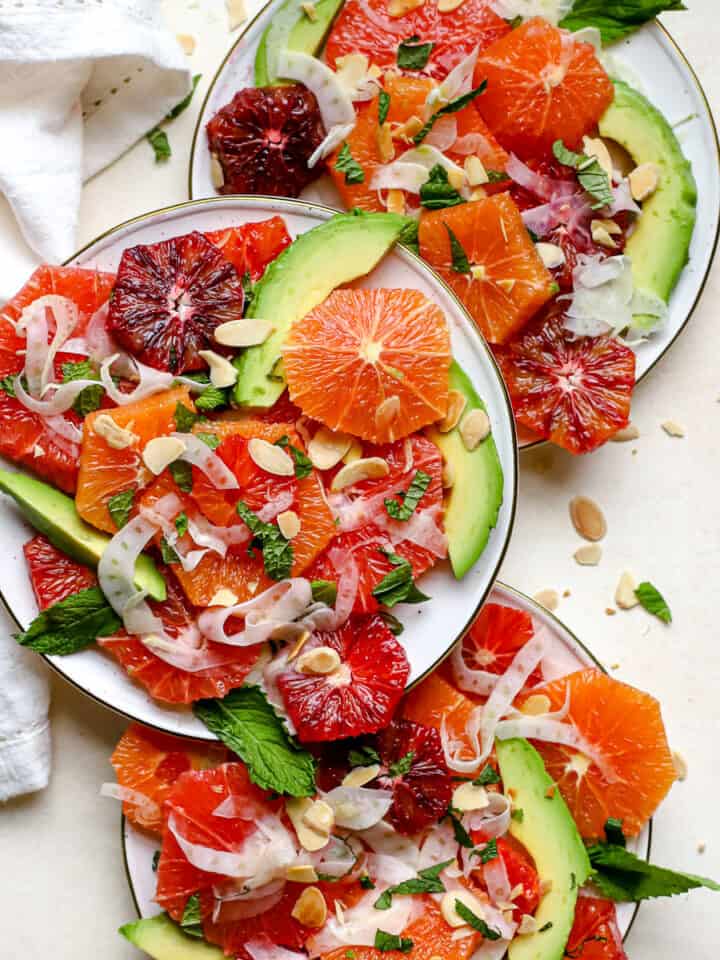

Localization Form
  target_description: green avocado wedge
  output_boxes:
[120,914,223,959]
[599,79,697,330]
[233,211,411,409]
[427,361,503,579]
[0,469,165,601]
[255,0,345,86]
[497,739,592,960]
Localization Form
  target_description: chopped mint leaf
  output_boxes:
[635,581,672,624]
[180,893,203,938]
[419,164,464,210]
[539,921,553,932]
[396,35,434,71]
[335,143,365,185]
[193,685,316,796]
[175,512,189,538]
[398,218,419,256]
[276,435,313,478]
[443,223,471,274]
[474,764,501,786]
[389,750,414,777]
[527,226,540,243]
[169,460,193,493]
[237,501,293,580]
[384,469,431,521]
[454,899,502,939]
[374,859,453,910]
[16,586,120,655]
[378,90,391,126]
[587,843,720,901]
[359,874,376,890]
[379,610,404,636]
[61,360,95,382]
[152,850,160,872]
[107,489,135,529]
[375,930,413,953]
[511,807,525,823]
[195,385,229,412]
[73,384,105,417]
[474,838,498,864]
[346,952,357,960]
[166,73,201,121]
[160,536,180,565]
[414,80,487,145]
[147,127,171,162]
[349,745,381,768]
[311,579,338,606]
[372,549,430,607]
[197,432,220,450]
[445,808,473,848]
[552,140,613,210]
[604,817,626,847]
[559,1,686,43]
[487,169,510,183]
[242,271,256,313]
[0,375,16,398]
[174,402,199,432]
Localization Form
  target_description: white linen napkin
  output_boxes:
[0,0,191,281]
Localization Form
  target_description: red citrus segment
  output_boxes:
[475,18,614,158]
[519,669,676,839]
[494,312,635,454]
[448,108,509,172]
[205,216,292,280]
[277,614,410,741]
[402,672,481,772]
[450,601,542,691]
[565,897,628,960]
[76,386,193,533]
[111,724,227,833]
[283,288,451,443]
[0,264,115,336]
[472,836,540,922]
[419,193,555,344]
[23,535,97,610]
[325,0,510,80]
[155,829,209,921]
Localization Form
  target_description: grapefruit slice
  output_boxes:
[0,264,115,336]
[518,668,677,839]
[474,18,615,158]
[23,534,97,610]
[419,193,555,344]
[205,216,291,280]
[282,288,451,443]
[565,897,628,960]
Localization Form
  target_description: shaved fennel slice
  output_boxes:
[488,0,572,24]
[17,296,79,397]
[246,939,306,960]
[172,433,238,489]
[100,782,161,823]
[417,820,458,872]
[357,821,421,869]
[482,848,511,903]
[45,415,83,445]
[450,643,498,699]
[323,785,394,830]
[494,716,617,782]
[463,792,512,842]
[425,116,458,152]
[371,146,465,195]
[14,377,99,416]
[99,354,208,406]
[427,47,479,107]
[98,515,158,616]
[308,122,355,168]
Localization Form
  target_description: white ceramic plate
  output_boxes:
[0,196,516,739]
[121,581,651,940]
[189,12,720,449]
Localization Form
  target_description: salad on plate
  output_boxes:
[113,591,719,959]
[202,0,697,453]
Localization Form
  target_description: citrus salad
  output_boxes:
[0,210,505,727]
[205,0,696,453]
[114,597,718,960]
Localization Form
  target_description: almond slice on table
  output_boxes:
[569,495,606,541]
[615,571,638,610]
[574,543,602,566]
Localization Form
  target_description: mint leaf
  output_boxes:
[587,843,720,901]
[398,218,419,256]
[174,402,199,432]
[180,894,203,938]
[108,489,135,529]
[359,875,376,890]
[604,817,626,847]
[335,143,365,185]
[16,586,120,655]
[166,73,201,121]
[414,80,487,144]
[379,611,404,636]
[237,501,293,580]
[445,808,473,848]
[242,271,256,313]
[389,750,414,777]
[160,537,180,565]
[384,470,431,521]
[443,223,471,274]
[72,384,104,417]
[197,432,220,450]
[487,169,510,183]
[375,930,413,953]
[311,579,338,606]
[349,745,381,768]
[61,360,95,382]
[276,435,313,479]
[193,685,316,796]
[454,899,502,939]
[419,164,464,210]
[374,859,453,909]
[474,838,498,864]
[474,764,501,786]
[169,460,193,493]
[175,512,189,538]
[635,581,672,623]
[195,385,229,412]
[552,139,613,210]
[147,127,171,162]
[378,90,391,126]
[372,550,430,607]
[559,0,686,43]
[396,35,433,70]
[0,375,16,398]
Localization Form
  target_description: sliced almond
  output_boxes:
[376,395,400,432]
[535,242,565,269]
[459,409,491,451]
[296,645,342,676]
[611,423,640,442]
[226,0,247,30]
[198,350,238,388]
[661,419,685,438]
[32,444,44,458]
[437,390,467,433]
[629,162,660,202]
[303,799,335,835]
[342,763,381,788]
[287,629,312,663]
[177,34,196,55]
[521,694,551,716]
[534,589,559,612]
[440,889,486,928]
[394,115,424,141]
[143,436,186,475]
[594,217,622,236]
[470,264,487,281]
[615,571,638,610]
[463,156,488,187]
[452,781,489,812]
[591,220,618,250]
[518,914,538,936]
[308,426,353,470]
[469,187,487,202]
[448,167,465,192]
[214,318,273,348]
[286,798,331,852]
[582,136,613,179]
[343,438,363,465]
[331,457,389,491]
[377,123,395,164]
[209,588,239,607]
[210,153,225,190]
[277,510,301,540]
[286,864,319,883]
[301,0,318,19]
[672,750,688,781]
[496,278,516,294]
[291,886,327,928]
[569,495,606,541]
[574,543,602,566]
[386,189,406,215]
[93,413,138,450]
[438,0,466,12]
[248,437,295,477]
[388,0,425,14]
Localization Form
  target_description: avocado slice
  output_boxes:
[233,211,410,408]
[599,79,697,330]
[496,738,591,960]
[426,361,503,579]
[0,469,166,601]
[255,0,345,86]
[120,914,223,958]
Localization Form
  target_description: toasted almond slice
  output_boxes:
[396,115,424,140]
[661,419,685,438]
[534,589,559,612]
[286,864,319,883]
[437,390,467,433]
[331,457,389,491]
[591,220,618,250]
[32,444,44,458]
[672,750,688,781]
[518,914,538,935]
[287,629,312,662]
[388,0,425,16]
[469,187,487,202]
[594,217,622,236]
[286,798,330,852]
[447,168,465,192]
[376,395,400,431]
[277,510,301,540]
[452,781,489,812]
[521,694,551,716]
[342,763,381,788]
[463,156,488,187]
[535,242,565,269]
[210,153,225,190]
[611,423,640,442]
[209,588,239,607]
[301,0,318,19]
[198,349,238,388]
[470,264,487,281]
[343,438,363,465]
[291,886,327,927]
[248,437,295,477]
[93,413,138,450]
[226,0,247,30]
[441,889,486,928]
[615,571,638,610]
[386,189,406,215]
[303,799,335,834]
[496,278,516,294]
[308,427,353,470]
[143,436,186,475]
[296,645,342,675]
[177,34,196,55]
[629,162,660,202]
[574,543,602,566]
[460,409,491,451]
[569,495,606,541]
[377,123,395,164]
[582,136,613,178]
[214,318,273,348]
[438,0,466,13]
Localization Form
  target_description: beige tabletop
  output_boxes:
[3,0,720,956]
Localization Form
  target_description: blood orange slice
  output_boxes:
[205,216,291,280]
[402,672,482,773]
[283,288,451,443]
[0,264,115,336]
[474,18,614,158]
[23,535,97,610]
[494,312,635,454]
[565,897,628,960]
[451,602,541,692]
[518,669,676,839]
[419,193,555,344]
